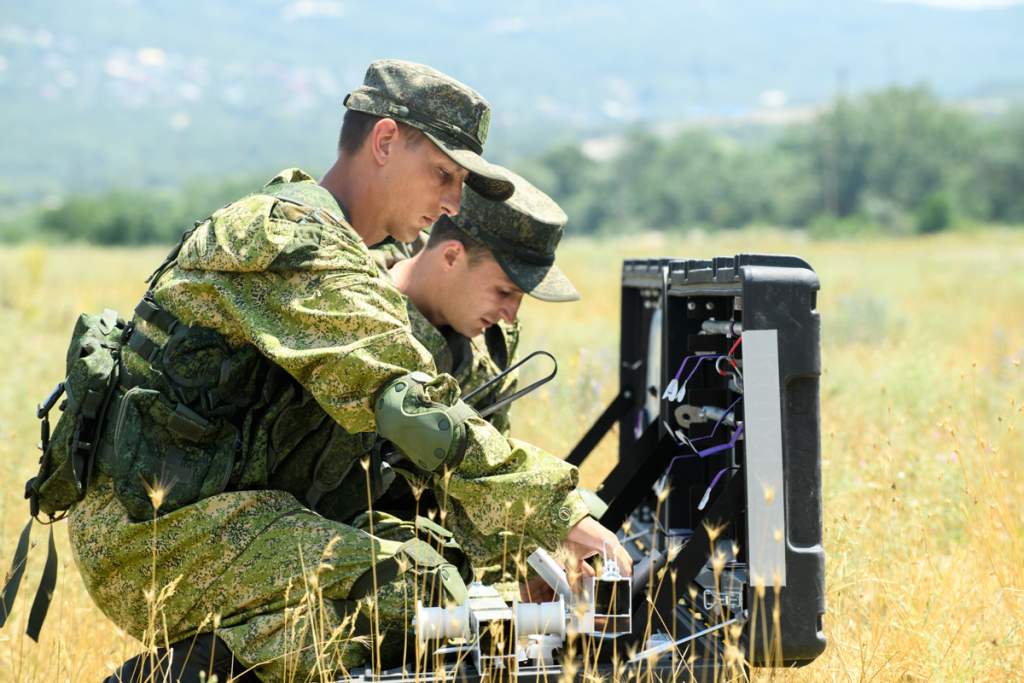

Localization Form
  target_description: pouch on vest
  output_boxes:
[26,308,126,520]
[100,386,239,520]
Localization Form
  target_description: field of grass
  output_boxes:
[1,229,1022,681]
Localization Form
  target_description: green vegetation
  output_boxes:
[1,175,264,245]
[519,87,1024,236]
[3,87,1022,245]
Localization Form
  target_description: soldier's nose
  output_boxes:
[500,298,521,323]
[441,184,463,217]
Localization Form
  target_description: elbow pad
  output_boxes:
[375,371,476,473]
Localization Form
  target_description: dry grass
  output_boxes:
[1,228,1022,681]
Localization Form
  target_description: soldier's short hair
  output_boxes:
[426,216,492,266]
[337,109,423,156]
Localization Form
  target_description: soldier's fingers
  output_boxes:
[614,542,633,577]
[592,526,632,576]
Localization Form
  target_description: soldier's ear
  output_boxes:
[441,240,465,271]
[369,118,401,166]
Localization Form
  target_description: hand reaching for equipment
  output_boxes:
[562,516,632,582]
[519,516,632,602]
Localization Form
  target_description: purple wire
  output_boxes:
[665,416,745,475]
[665,354,736,406]
[670,353,731,384]
[657,350,746,504]
[705,466,732,493]
[688,395,743,445]
[695,422,744,457]
[698,466,739,510]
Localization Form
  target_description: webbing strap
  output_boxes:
[145,221,202,287]
[0,519,32,629]
[26,526,57,642]
[127,328,161,364]
[80,388,105,419]
[134,296,180,336]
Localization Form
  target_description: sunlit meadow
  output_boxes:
[1,228,1022,681]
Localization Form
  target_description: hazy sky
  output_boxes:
[882,0,1024,7]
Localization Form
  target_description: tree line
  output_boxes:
[3,86,1021,245]
[518,86,1024,237]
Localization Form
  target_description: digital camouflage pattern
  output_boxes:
[70,474,463,679]
[345,59,512,201]
[69,169,589,681]
[368,234,425,273]
[450,169,579,302]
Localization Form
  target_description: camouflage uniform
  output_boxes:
[66,61,587,681]
[68,169,589,681]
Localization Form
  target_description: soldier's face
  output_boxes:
[443,251,524,338]
[382,131,467,243]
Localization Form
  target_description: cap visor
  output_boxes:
[422,131,514,201]
[494,253,580,303]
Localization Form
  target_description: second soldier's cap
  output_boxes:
[448,170,579,303]
[344,59,514,201]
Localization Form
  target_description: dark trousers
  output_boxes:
[104,632,260,683]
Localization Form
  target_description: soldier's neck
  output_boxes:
[320,157,388,245]
[391,255,446,328]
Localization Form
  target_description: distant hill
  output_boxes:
[1,0,1022,210]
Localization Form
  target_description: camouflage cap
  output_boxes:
[344,59,513,201]
[449,169,579,303]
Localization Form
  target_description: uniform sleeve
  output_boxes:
[450,431,590,553]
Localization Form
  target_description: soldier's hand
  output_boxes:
[562,516,633,579]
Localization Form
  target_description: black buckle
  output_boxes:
[37,382,65,420]
[36,382,65,453]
